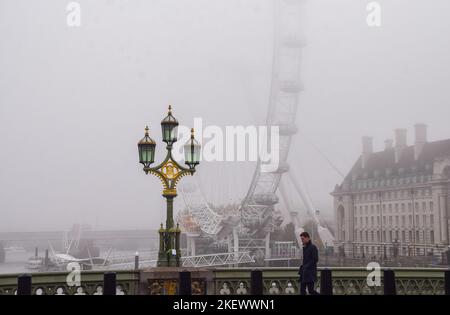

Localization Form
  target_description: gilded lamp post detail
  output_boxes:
[137,105,201,267]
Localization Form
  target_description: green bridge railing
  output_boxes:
[0,267,448,295]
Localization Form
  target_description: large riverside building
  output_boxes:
[332,124,450,257]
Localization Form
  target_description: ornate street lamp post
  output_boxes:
[137,105,201,267]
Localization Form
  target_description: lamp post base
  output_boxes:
[157,259,179,267]
[157,230,181,267]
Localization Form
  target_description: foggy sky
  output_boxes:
[1,0,449,232]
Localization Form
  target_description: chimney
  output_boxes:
[394,128,407,163]
[361,136,373,169]
[414,123,427,160]
[384,139,394,150]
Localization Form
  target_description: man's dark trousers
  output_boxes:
[300,282,319,295]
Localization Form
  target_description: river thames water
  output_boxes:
[0,248,156,275]
[0,251,31,274]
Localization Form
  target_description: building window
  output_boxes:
[430,231,434,244]
[430,215,434,226]
[430,202,434,211]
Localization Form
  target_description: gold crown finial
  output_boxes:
[168,105,172,114]
[145,126,149,136]
[191,128,195,139]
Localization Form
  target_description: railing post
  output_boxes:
[383,269,396,295]
[250,270,263,295]
[445,270,450,295]
[320,268,333,295]
[179,271,192,295]
[17,274,32,295]
[103,272,116,295]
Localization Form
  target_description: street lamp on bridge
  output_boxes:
[137,105,201,267]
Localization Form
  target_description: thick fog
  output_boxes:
[0,0,449,232]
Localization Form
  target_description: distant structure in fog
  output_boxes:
[332,124,450,257]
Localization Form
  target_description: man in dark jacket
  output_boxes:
[298,231,319,295]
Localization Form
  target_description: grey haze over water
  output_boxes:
[0,0,449,231]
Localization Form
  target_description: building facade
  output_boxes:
[332,124,450,257]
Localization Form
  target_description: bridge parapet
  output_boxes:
[0,267,447,295]
[0,270,139,295]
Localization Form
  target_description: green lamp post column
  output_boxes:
[137,105,201,267]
